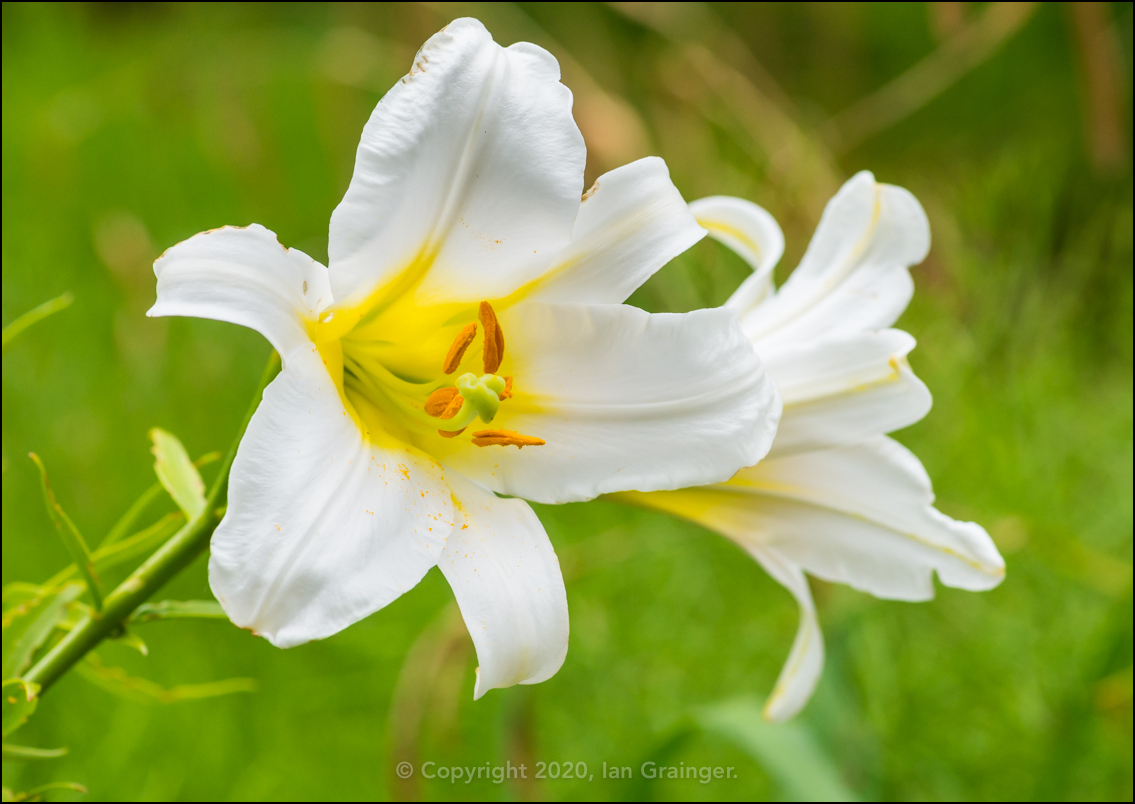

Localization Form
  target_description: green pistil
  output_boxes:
[448,373,507,429]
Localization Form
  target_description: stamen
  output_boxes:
[424,387,459,417]
[439,394,464,419]
[442,322,478,374]
[500,375,514,400]
[438,427,466,438]
[471,429,545,448]
[478,301,505,373]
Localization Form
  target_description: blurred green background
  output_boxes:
[3,2,1131,800]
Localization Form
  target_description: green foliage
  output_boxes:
[76,656,255,706]
[27,456,103,611]
[129,601,226,622]
[2,584,83,679]
[0,747,67,763]
[1,294,72,354]
[148,429,206,521]
[695,697,855,801]
[1,682,38,740]
[1,2,1131,801]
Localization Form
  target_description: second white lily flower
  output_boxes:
[619,172,1005,721]
[148,19,780,698]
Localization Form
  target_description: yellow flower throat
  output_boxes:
[312,293,543,450]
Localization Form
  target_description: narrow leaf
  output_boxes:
[28,454,103,610]
[10,781,88,801]
[99,448,218,550]
[695,696,857,802]
[99,482,164,549]
[129,600,227,622]
[1,745,67,761]
[2,680,39,738]
[78,655,256,704]
[2,585,44,614]
[2,584,83,679]
[110,629,147,656]
[149,429,206,520]
[1,292,72,353]
[45,512,184,589]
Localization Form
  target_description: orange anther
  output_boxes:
[470,429,545,449]
[439,394,463,419]
[442,322,477,374]
[424,387,460,417]
[438,427,466,438]
[479,301,505,373]
[500,375,514,400]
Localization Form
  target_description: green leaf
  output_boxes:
[129,600,227,622]
[78,654,256,704]
[2,585,44,615]
[1,744,67,761]
[149,428,206,520]
[28,454,103,610]
[110,628,147,656]
[2,680,39,738]
[695,696,857,802]
[8,781,87,801]
[2,584,83,679]
[98,482,164,549]
[1,292,72,353]
[98,450,218,550]
[45,512,185,590]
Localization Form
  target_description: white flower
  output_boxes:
[618,172,1005,721]
[148,18,780,698]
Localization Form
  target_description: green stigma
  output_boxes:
[447,373,507,429]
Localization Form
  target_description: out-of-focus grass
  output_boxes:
[2,2,1130,801]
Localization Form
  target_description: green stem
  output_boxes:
[23,351,280,694]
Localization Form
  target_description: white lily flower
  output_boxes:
[618,172,1005,721]
[148,18,780,698]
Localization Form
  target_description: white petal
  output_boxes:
[428,302,781,503]
[148,224,331,357]
[439,473,568,698]
[763,330,932,456]
[209,346,453,648]
[689,195,785,314]
[328,18,585,307]
[520,157,705,305]
[624,434,1002,599]
[731,437,1004,595]
[663,436,1004,598]
[619,435,1002,713]
[741,171,929,347]
[747,548,823,722]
